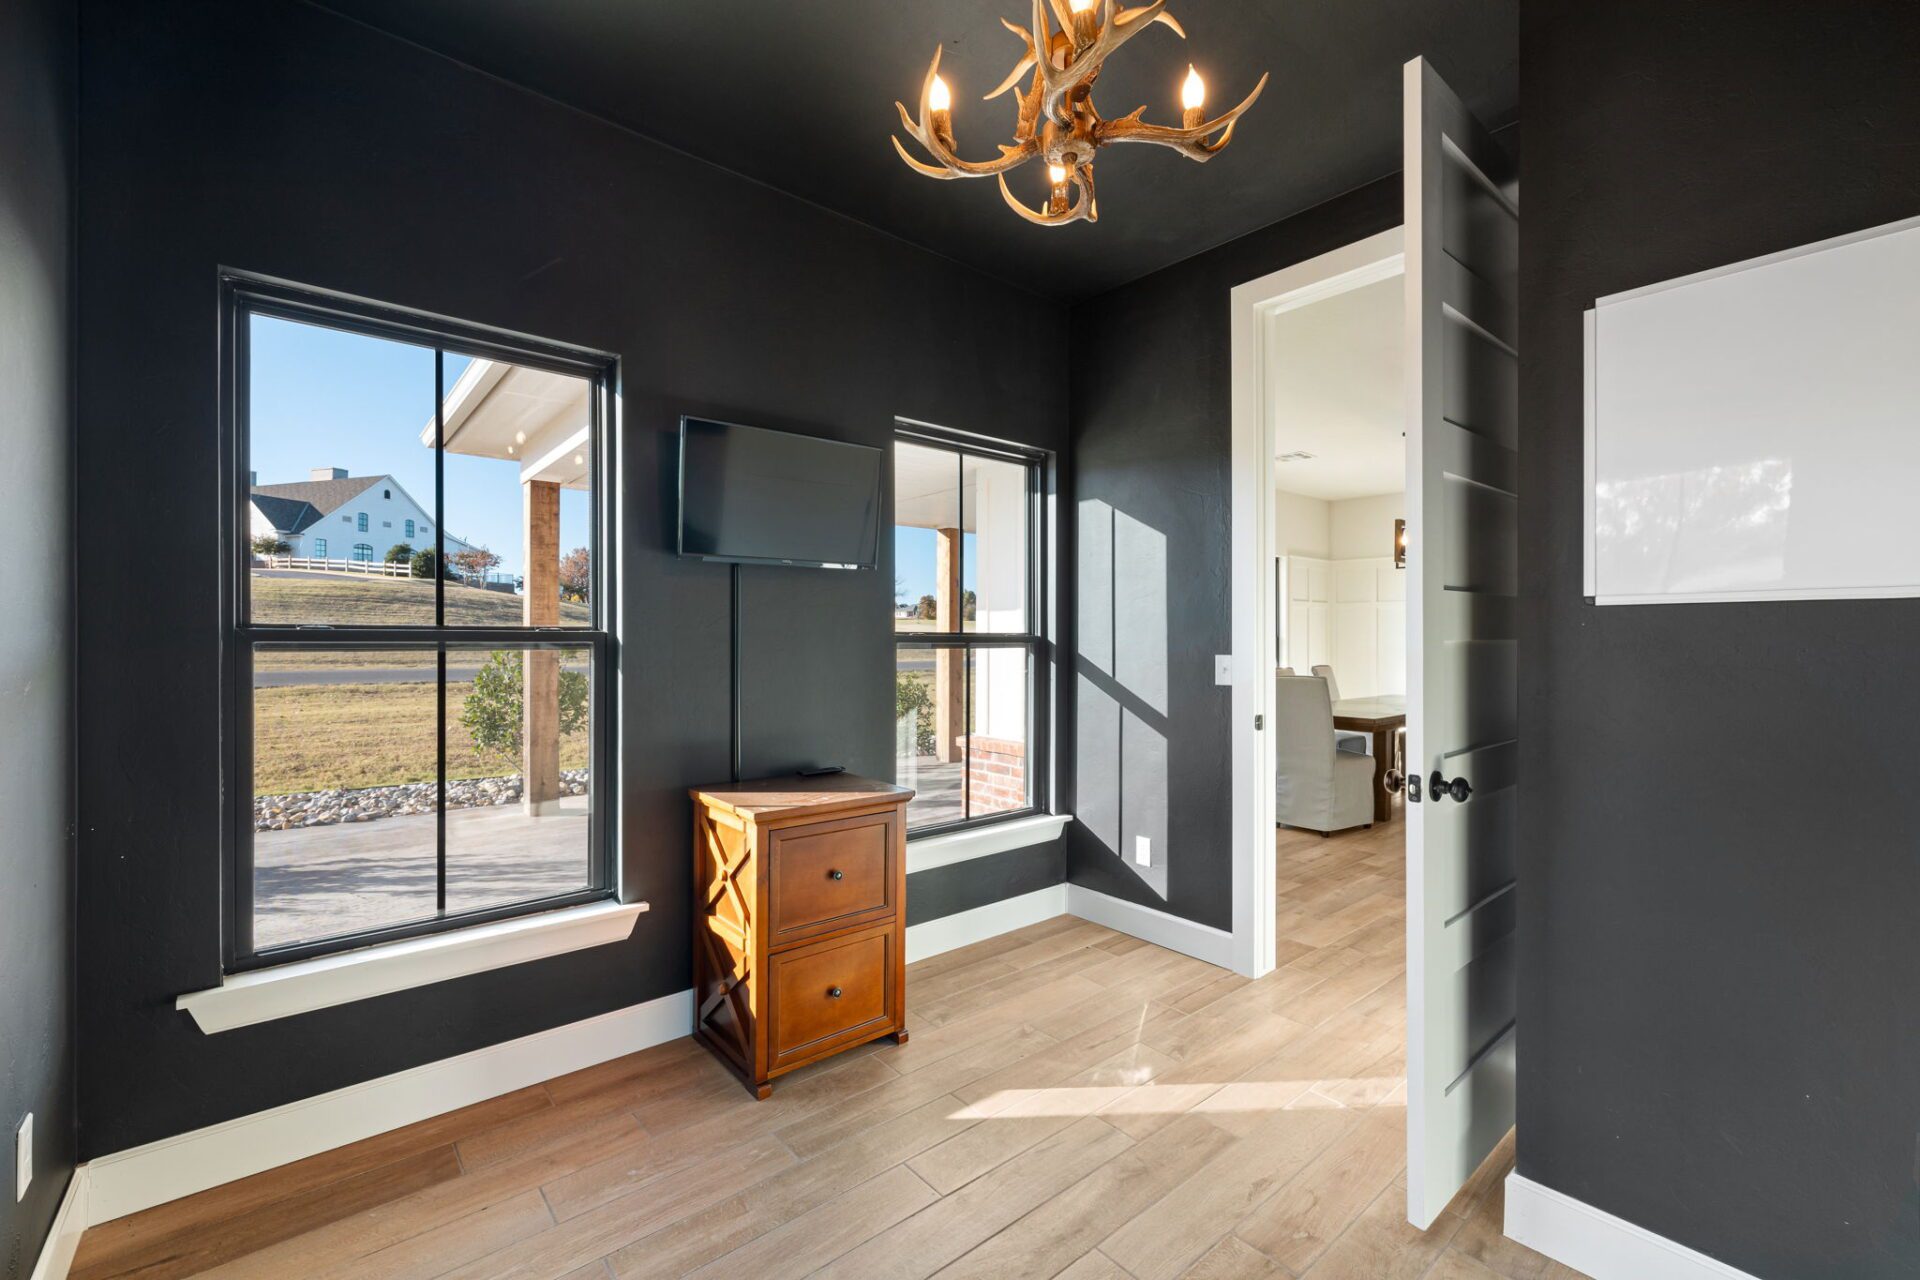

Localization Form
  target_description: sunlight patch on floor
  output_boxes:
[950,1075,1408,1120]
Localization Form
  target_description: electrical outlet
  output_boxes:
[1214,655,1233,686]
[1134,835,1152,867]
[15,1113,30,1203]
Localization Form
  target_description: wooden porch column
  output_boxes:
[523,479,562,816]
[933,526,964,764]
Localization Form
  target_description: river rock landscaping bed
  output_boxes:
[256,769,589,831]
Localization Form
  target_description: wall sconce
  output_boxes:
[1394,518,1407,570]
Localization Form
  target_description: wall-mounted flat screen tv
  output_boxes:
[677,416,882,569]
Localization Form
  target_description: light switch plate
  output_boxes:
[1134,835,1152,867]
[15,1112,30,1202]
[1214,655,1233,686]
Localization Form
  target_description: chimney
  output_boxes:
[311,466,348,481]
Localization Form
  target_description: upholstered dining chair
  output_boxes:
[1274,674,1375,836]
[1311,665,1371,755]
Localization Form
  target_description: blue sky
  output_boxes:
[250,315,591,579]
[894,527,976,609]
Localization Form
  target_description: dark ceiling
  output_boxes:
[317,0,1517,298]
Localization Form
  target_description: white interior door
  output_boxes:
[1403,56,1520,1230]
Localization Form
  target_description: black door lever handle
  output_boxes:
[1428,770,1471,803]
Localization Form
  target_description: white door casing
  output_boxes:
[1230,229,1405,979]
[1403,56,1521,1229]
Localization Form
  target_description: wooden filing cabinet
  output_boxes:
[690,774,913,1098]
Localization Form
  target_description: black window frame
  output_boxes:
[221,273,619,971]
[892,423,1051,837]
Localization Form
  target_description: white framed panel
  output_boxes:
[1585,213,1920,605]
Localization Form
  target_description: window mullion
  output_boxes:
[433,348,448,915]
[434,348,445,629]
[437,644,447,915]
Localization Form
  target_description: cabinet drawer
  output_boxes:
[769,813,894,942]
[769,925,894,1069]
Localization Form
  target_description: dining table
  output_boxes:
[1332,694,1406,822]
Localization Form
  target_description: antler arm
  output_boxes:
[1033,0,1180,124]
[997,163,1098,226]
[891,47,1041,179]
[1097,71,1268,159]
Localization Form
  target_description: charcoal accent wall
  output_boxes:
[904,845,1064,927]
[1065,178,1400,928]
[1519,4,1920,1275]
[0,0,77,1268]
[76,0,1067,1157]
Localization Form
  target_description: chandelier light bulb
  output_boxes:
[1068,0,1097,11]
[928,74,951,113]
[1048,164,1068,185]
[1182,65,1206,111]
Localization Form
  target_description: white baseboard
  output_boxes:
[28,1166,89,1280]
[85,988,693,1225]
[904,884,1069,963]
[82,881,1226,1232]
[1504,1173,1761,1280]
[1066,884,1236,969]
[81,893,1074,1228]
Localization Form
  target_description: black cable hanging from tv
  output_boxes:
[730,561,743,783]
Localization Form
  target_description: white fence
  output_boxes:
[256,554,412,578]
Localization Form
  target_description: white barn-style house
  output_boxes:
[248,467,477,564]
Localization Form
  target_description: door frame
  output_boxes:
[1227,226,1405,978]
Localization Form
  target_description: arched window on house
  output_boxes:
[352,543,374,562]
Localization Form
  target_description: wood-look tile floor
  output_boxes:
[74,818,1587,1279]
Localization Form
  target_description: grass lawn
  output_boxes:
[251,573,590,669]
[253,679,590,795]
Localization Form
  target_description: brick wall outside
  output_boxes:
[958,734,1027,813]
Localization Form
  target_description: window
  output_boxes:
[357,511,369,532]
[893,427,1047,833]
[227,275,614,967]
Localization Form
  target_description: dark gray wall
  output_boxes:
[1518,4,1920,1276]
[0,0,77,1270]
[1066,179,1400,928]
[904,844,1064,928]
[76,0,1067,1158]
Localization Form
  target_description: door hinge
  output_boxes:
[1254,714,1263,730]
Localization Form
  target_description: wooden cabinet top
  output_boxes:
[689,773,914,823]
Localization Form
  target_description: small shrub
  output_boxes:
[895,671,936,757]
[251,534,291,556]
[410,548,443,580]
[385,542,414,564]
[461,650,589,764]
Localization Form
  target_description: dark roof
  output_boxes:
[250,475,384,533]
[250,493,322,535]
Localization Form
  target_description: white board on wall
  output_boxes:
[1584,213,1920,605]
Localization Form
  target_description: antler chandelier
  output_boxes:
[892,0,1268,226]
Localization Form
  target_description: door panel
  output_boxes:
[1405,55,1522,1230]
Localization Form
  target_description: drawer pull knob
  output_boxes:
[829,869,845,880]
[828,986,843,999]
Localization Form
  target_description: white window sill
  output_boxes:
[177,900,647,1034]
[907,812,1072,874]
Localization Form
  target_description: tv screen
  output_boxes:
[677,417,882,569]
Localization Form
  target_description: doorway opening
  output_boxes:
[1228,226,1406,980]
